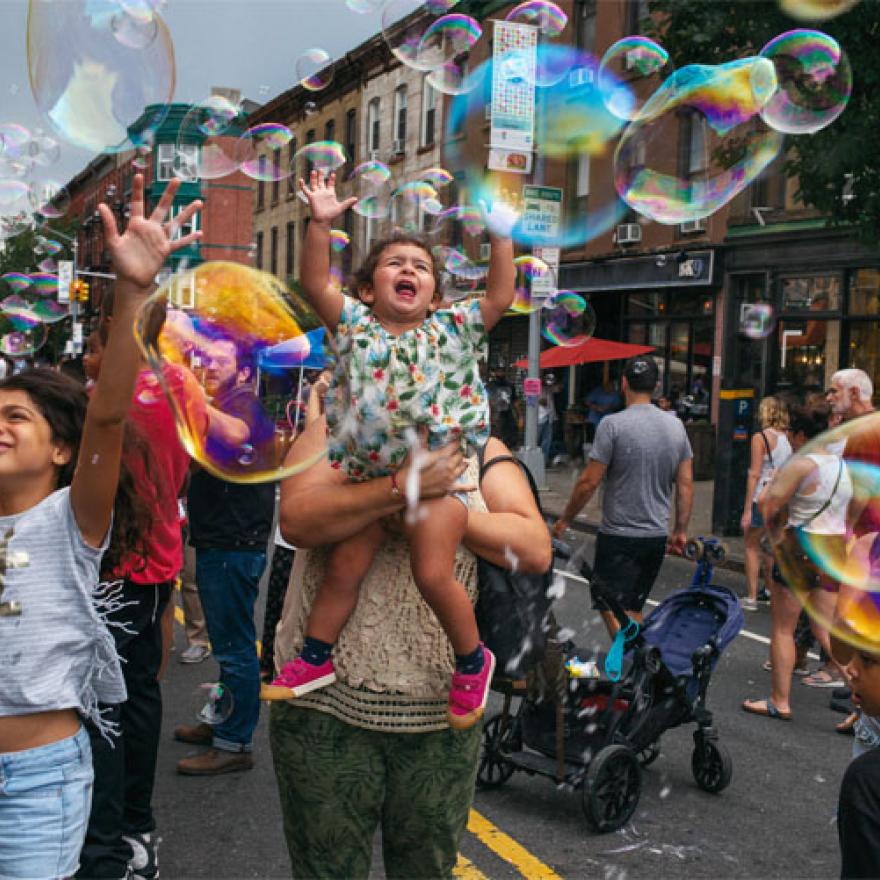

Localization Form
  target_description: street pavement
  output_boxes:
[153,530,851,880]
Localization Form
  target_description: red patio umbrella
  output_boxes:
[513,337,655,370]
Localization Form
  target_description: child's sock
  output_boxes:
[455,645,485,675]
[301,636,334,666]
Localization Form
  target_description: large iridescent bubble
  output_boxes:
[176,95,249,180]
[381,0,478,73]
[27,0,175,154]
[778,0,860,21]
[134,262,339,483]
[758,29,852,135]
[614,57,784,225]
[767,413,880,656]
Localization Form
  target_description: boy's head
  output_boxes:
[351,233,441,318]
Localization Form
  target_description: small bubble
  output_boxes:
[659,785,672,799]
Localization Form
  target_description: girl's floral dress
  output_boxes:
[325,296,490,479]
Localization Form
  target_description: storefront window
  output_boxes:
[778,318,840,392]
[627,292,663,318]
[782,275,840,312]
[845,322,880,395]
[849,269,880,316]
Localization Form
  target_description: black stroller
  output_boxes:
[477,537,744,833]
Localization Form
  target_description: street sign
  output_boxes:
[521,185,562,242]
[523,377,541,396]
[57,260,73,304]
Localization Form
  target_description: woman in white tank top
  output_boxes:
[743,406,850,721]
[741,397,793,611]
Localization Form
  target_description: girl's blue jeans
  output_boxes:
[0,725,93,880]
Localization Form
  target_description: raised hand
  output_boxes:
[298,170,358,225]
[98,174,202,291]
[479,195,521,239]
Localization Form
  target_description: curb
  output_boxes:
[546,514,747,576]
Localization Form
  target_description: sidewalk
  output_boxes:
[539,463,747,573]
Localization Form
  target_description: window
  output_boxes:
[254,231,264,270]
[367,99,380,153]
[270,226,279,276]
[156,143,197,181]
[287,138,298,194]
[626,0,650,34]
[286,222,295,278]
[849,269,880,316]
[305,129,316,174]
[271,171,280,204]
[421,79,436,146]
[345,109,357,163]
[171,204,200,241]
[576,0,597,51]
[686,113,707,175]
[324,119,335,143]
[394,86,407,150]
[782,275,841,312]
[576,153,590,198]
[256,156,266,209]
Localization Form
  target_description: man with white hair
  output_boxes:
[827,368,875,422]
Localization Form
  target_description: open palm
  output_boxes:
[299,169,357,224]
[98,174,202,290]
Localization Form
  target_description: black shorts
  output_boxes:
[591,532,668,614]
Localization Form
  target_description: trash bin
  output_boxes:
[686,421,716,481]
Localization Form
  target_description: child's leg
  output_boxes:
[262,521,384,700]
[407,496,478,656]
[306,521,385,643]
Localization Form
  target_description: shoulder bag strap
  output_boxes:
[759,430,774,467]
[800,456,844,529]
[478,449,543,513]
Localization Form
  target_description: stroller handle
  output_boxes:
[552,537,639,635]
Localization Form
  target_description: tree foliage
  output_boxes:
[647,0,880,244]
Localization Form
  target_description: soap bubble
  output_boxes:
[177,96,248,180]
[778,0,860,21]
[195,682,234,725]
[0,180,33,241]
[390,180,442,233]
[348,159,391,190]
[30,298,67,323]
[110,9,158,49]
[29,179,70,219]
[428,205,485,239]
[420,167,454,188]
[28,272,59,296]
[131,145,151,171]
[119,0,166,23]
[37,258,57,273]
[293,141,348,201]
[503,2,570,87]
[1,272,33,293]
[38,238,63,256]
[237,123,295,182]
[598,37,671,121]
[418,14,482,95]
[740,303,776,339]
[614,57,784,225]
[134,262,338,483]
[1,295,41,329]
[542,291,595,346]
[0,325,47,356]
[346,0,382,12]
[0,124,33,161]
[505,0,567,37]
[352,194,391,220]
[759,29,852,135]
[767,415,880,656]
[296,47,334,92]
[28,133,61,167]
[511,255,554,314]
[329,230,350,253]
[382,1,479,73]
[27,0,175,154]
[445,247,488,281]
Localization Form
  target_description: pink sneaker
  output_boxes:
[447,645,496,730]
[259,657,337,702]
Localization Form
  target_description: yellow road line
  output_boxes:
[453,854,489,879]
[172,605,262,657]
[467,809,562,880]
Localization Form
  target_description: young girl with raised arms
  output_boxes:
[0,175,201,878]
[264,170,518,728]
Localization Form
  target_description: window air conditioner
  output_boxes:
[679,218,706,234]
[616,223,642,245]
[568,66,594,87]
[392,138,405,155]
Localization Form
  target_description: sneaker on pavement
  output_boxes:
[179,644,211,664]
[259,657,336,701]
[448,644,496,730]
[123,832,160,880]
[741,597,758,612]
[177,748,254,776]
[173,721,213,746]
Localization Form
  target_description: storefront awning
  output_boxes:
[513,337,655,369]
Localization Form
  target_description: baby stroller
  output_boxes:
[477,536,744,833]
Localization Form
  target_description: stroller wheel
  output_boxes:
[582,745,642,833]
[708,542,728,563]
[477,714,516,789]
[684,538,704,561]
[636,740,661,767]
[691,737,732,793]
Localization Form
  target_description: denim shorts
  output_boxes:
[0,725,93,880]
[750,501,765,529]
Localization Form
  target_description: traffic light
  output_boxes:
[69,279,90,302]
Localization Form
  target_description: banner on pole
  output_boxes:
[491,20,537,153]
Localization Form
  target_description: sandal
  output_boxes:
[762,660,811,676]
[742,698,792,721]
[836,712,858,736]
[802,669,845,688]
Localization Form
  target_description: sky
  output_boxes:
[0,0,392,185]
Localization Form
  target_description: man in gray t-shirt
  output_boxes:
[553,356,694,635]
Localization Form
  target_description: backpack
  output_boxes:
[473,448,554,678]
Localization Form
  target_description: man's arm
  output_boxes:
[669,458,694,555]
[551,459,606,537]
